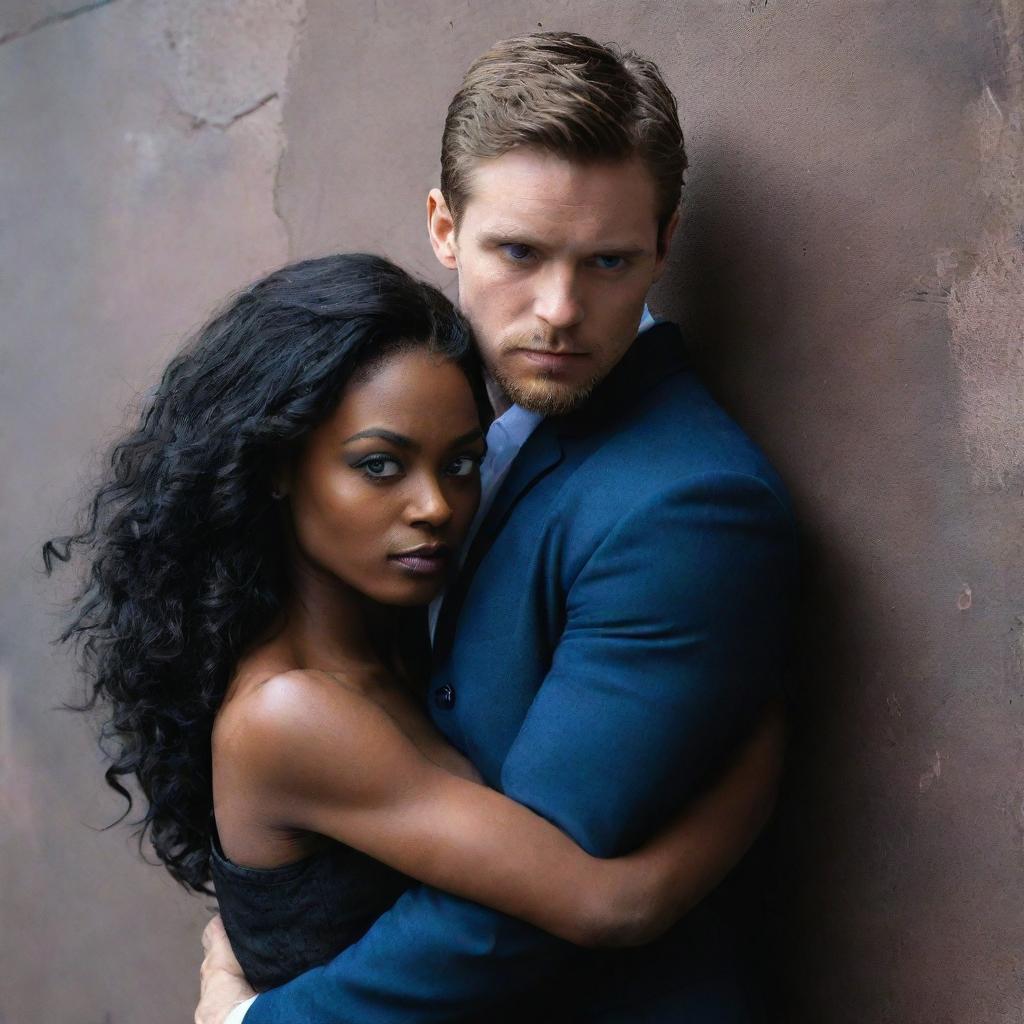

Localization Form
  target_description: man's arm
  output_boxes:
[234,472,796,1024]
[202,703,786,1022]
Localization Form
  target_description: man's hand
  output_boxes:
[196,915,255,1024]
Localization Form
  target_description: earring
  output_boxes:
[270,488,284,500]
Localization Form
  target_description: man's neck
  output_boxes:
[485,373,512,417]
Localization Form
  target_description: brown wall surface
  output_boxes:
[3,2,1021,1022]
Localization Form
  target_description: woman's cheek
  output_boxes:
[294,475,367,575]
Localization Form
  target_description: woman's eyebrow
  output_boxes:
[449,428,485,447]
[342,428,414,448]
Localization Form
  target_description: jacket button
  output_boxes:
[434,683,456,710]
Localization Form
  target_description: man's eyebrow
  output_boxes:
[342,428,415,448]
[478,228,543,247]
[591,245,648,258]
[478,229,648,256]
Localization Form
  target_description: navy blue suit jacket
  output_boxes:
[249,323,798,1022]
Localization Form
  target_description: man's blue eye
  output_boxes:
[594,255,624,270]
[502,243,533,262]
[357,454,402,478]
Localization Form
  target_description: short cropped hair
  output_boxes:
[441,31,687,239]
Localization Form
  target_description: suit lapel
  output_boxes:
[433,424,564,659]
[432,321,689,660]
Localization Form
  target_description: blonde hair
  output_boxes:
[441,31,687,240]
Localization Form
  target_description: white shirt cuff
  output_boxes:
[225,995,257,1024]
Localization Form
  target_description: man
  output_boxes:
[200,31,796,1023]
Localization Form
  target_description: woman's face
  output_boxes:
[285,346,486,606]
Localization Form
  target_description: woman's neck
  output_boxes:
[277,555,395,674]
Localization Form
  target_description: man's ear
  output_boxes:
[652,208,681,281]
[427,188,459,270]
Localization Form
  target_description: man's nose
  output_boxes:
[407,474,453,528]
[534,265,584,331]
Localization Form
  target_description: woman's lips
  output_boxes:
[389,548,451,576]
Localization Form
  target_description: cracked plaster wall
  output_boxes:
[3,2,1023,1023]
[0,0,116,47]
[946,0,1024,492]
[1,2,302,1022]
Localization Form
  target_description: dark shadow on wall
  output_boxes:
[650,137,910,1021]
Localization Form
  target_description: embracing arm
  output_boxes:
[243,471,797,1024]
[595,696,785,944]
[233,671,785,949]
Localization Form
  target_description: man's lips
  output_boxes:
[388,544,451,576]
[514,349,590,372]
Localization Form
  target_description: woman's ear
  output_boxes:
[270,456,291,501]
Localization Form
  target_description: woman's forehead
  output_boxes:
[318,350,481,445]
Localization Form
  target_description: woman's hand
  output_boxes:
[196,916,255,1024]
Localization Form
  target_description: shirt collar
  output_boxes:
[489,402,543,444]
[638,303,657,334]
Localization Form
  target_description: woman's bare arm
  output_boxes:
[226,670,784,948]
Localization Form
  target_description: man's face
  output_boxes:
[428,148,678,415]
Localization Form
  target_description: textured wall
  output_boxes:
[2,2,1021,1022]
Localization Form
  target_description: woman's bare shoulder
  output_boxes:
[214,668,381,778]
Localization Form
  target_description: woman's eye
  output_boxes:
[357,454,402,478]
[594,254,625,270]
[501,243,533,263]
[446,455,481,478]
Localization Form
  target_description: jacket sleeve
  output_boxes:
[245,471,798,1024]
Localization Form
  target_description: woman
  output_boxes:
[46,253,781,990]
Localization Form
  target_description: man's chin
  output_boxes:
[496,371,596,416]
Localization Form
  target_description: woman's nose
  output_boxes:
[407,475,453,528]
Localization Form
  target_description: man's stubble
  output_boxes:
[484,331,603,417]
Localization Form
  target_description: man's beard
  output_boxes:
[490,337,602,416]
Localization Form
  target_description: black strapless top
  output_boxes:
[210,831,410,991]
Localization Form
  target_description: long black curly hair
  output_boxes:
[44,253,485,894]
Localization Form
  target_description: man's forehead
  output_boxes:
[466,147,653,197]
[461,148,659,244]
